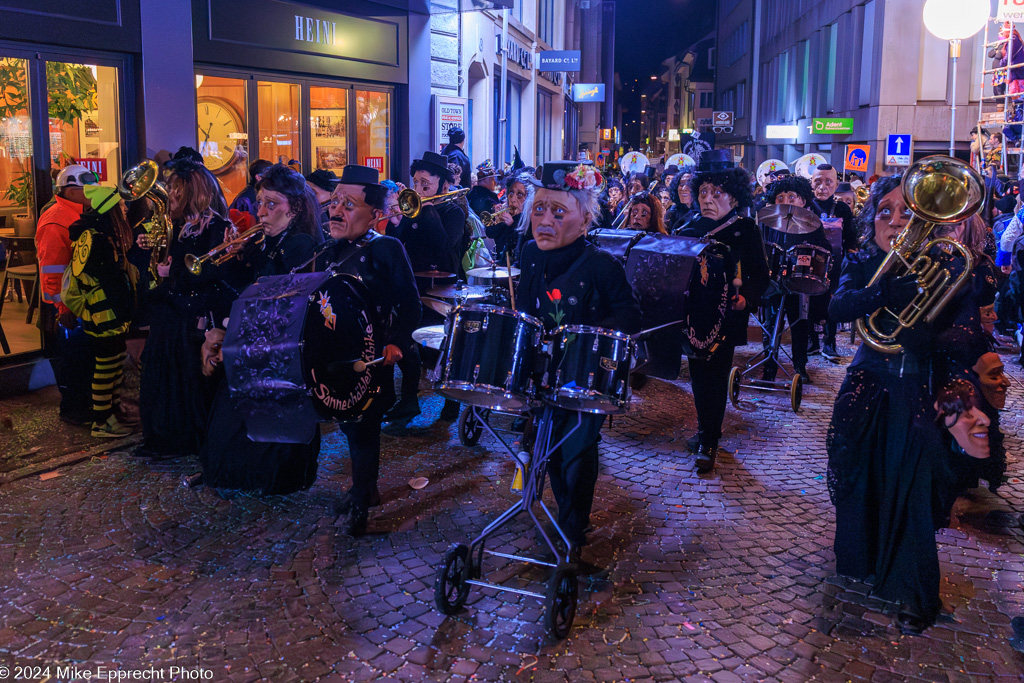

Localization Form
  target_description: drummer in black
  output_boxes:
[677,150,770,474]
[759,175,833,383]
[518,160,641,564]
[316,165,422,536]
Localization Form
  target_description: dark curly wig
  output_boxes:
[857,174,903,252]
[690,167,755,210]
[256,163,321,238]
[668,165,695,207]
[766,175,815,207]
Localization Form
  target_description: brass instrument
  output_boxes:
[481,203,510,226]
[854,156,983,355]
[184,224,265,275]
[853,185,870,214]
[119,160,170,288]
[377,187,470,223]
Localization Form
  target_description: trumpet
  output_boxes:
[376,187,470,223]
[854,156,983,355]
[481,203,511,226]
[184,224,265,275]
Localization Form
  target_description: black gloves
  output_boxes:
[881,273,920,310]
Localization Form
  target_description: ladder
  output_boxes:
[977,17,1024,177]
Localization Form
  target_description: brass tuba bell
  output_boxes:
[118,160,171,288]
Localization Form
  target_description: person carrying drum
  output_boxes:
[759,176,833,384]
[317,165,422,536]
[517,160,641,566]
[676,150,770,474]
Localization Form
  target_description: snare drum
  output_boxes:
[765,242,786,281]
[783,244,832,296]
[547,325,635,415]
[434,303,543,411]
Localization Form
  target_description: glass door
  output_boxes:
[309,85,349,174]
[196,73,249,203]
[258,80,300,167]
[355,89,390,179]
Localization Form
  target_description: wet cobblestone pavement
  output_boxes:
[0,339,1023,682]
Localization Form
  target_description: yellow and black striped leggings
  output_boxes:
[91,335,127,424]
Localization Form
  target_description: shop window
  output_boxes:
[356,90,390,180]
[310,85,348,175]
[258,80,300,168]
[47,62,121,193]
[0,55,40,356]
[196,74,248,203]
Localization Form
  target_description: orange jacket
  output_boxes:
[35,196,85,315]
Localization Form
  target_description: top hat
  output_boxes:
[337,165,380,186]
[306,169,340,192]
[664,165,680,175]
[531,160,602,191]
[696,149,734,173]
[412,151,452,179]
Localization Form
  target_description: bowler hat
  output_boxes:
[306,169,340,192]
[337,165,380,186]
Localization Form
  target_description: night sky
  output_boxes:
[615,0,717,149]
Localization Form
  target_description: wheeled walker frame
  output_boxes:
[728,297,804,412]
[435,404,581,639]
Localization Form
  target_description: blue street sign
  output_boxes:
[886,134,911,166]
[538,50,581,72]
[572,83,605,103]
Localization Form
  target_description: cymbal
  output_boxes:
[756,204,821,234]
[427,284,490,300]
[466,265,520,279]
[412,324,447,350]
[414,270,455,279]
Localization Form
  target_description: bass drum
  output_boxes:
[590,229,731,378]
[223,272,377,443]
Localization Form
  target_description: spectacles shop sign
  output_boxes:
[999,1,1024,22]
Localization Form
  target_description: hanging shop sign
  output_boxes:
[811,118,854,135]
[538,50,581,72]
[572,84,605,102]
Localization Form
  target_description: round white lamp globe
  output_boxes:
[923,0,989,41]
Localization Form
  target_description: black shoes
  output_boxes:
[1010,616,1024,652]
[384,397,421,422]
[896,607,929,635]
[821,343,840,360]
[695,443,717,474]
[794,366,812,384]
[686,431,703,452]
[807,339,821,356]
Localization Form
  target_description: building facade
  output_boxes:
[642,34,716,160]
[723,0,991,174]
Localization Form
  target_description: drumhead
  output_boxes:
[452,302,544,330]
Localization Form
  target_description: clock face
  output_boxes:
[197,98,244,173]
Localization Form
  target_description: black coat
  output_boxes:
[812,196,857,253]
[442,144,472,189]
[390,203,462,275]
[232,226,317,281]
[485,212,521,263]
[517,236,641,335]
[467,185,501,218]
[316,232,422,351]
[677,211,771,345]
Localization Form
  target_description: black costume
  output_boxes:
[139,214,232,457]
[759,216,832,379]
[391,203,463,277]
[812,195,857,349]
[467,185,502,218]
[316,232,421,526]
[826,249,976,627]
[678,209,770,455]
[442,143,472,190]
[200,223,320,495]
[485,212,522,264]
[518,236,641,547]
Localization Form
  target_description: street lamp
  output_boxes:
[922,0,989,157]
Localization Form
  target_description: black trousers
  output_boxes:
[762,295,809,375]
[40,304,94,421]
[545,409,605,548]
[396,344,421,400]
[687,345,736,444]
[338,364,396,510]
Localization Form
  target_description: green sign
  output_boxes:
[812,118,854,135]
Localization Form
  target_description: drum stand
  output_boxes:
[434,404,581,639]
[728,294,804,412]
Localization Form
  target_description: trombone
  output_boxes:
[184,224,265,275]
[481,203,511,226]
[377,187,470,223]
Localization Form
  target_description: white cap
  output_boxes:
[56,164,98,189]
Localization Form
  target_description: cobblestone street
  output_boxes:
[1,340,1023,682]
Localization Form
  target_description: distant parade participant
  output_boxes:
[441,127,472,190]
[677,150,770,474]
[467,161,501,218]
[486,169,531,263]
[622,190,667,234]
[810,163,857,360]
[666,165,698,232]
[517,160,641,562]
[317,165,422,535]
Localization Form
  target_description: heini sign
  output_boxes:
[999,0,1024,22]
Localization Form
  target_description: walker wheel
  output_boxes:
[544,564,578,639]
[434,544,471,614]
[728,366,742,406]
[790,373,803,412]
[458,408,484,446]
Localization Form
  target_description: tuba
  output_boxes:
[118,160,171,288]
[854,156,983,355]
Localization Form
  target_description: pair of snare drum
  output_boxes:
[433,303,635,415]
[765,243,832,296]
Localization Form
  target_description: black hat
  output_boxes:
[665,165,680,175]
[306,169,340,192]
[696,149,734,172]
[411,151,453,181]
[337,165,380,186]
[172,146,204,164]
[448,127,466,144]
[836,182,854,193]
[531,160,602,191]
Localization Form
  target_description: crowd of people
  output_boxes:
[27,122,1023,640]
